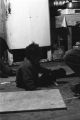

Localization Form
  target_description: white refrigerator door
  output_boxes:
[6,0,51,49]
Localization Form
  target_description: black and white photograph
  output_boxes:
[0,0,80,120]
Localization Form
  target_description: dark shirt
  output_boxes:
[16,58,51,90]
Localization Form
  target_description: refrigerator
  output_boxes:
[6,0,51,49]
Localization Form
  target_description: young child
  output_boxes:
[16,43,56,90]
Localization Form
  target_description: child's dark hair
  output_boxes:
[25,42,41,61]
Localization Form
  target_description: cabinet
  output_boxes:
[6,0,51,49]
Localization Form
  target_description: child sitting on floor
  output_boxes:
[16,43,57,90]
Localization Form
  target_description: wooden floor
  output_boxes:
[0,61,80,120]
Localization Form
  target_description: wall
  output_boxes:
[0,0,6,39]
[0,0,51,49]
